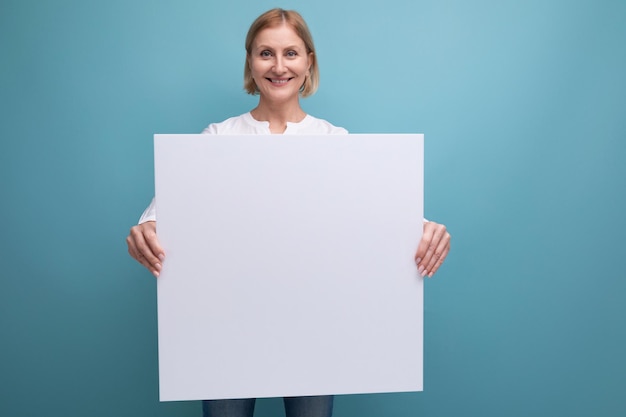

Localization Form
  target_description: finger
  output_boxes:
[414,222,434,263]
[126,235,143,263]
[427,239,450,277]
[424,231,450,276]
[127,235,158,275]
[131,226,162,267]
[128,226,163,276]
[133,248,157,275]
[142,222,165,261]
[417,224,446,271]
[428,246,450,277]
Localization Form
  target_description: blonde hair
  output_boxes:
[244,8,319,97]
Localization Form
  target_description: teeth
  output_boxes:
[271,79,289,84]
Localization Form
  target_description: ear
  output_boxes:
[307,52,315,75]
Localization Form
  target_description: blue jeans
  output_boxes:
[202,396,334,417]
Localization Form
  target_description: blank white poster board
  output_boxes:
[154,134,424,401]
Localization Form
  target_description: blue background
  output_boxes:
[1,0,625,416]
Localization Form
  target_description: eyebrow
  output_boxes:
[255,44,305,51]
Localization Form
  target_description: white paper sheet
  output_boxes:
[154,134,424,401]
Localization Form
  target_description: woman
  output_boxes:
[126,8,451,417]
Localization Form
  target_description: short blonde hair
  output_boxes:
[244,8,319,97]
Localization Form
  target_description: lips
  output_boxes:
[267,78,293,84]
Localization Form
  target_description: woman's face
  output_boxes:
[248,23,312,105]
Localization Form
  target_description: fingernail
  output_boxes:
[155,263,162,270]
[415,257,422,266]
[418,265,425,276]
[158,254,165,261]
[153,271,160,278]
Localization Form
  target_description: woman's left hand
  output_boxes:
[414,221,451,278]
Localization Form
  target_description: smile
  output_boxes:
[267,78,293,84]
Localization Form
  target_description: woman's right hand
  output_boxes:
[126,221,165,277]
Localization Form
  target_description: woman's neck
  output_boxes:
[250,99,307,133]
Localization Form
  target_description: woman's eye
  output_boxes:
[260,50,272,57]
[286,50,297,57]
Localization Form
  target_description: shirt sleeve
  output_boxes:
[201,123,217,134]
[138,198,156,224]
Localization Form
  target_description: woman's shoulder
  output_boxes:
[201,113,263,134]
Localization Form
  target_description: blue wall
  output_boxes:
[1,0,625,416]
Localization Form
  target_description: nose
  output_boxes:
[273,56,286,73]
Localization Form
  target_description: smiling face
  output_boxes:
[247,23,313,106]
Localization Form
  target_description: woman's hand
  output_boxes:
[415,221,450,278]
[126,221,165,277]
